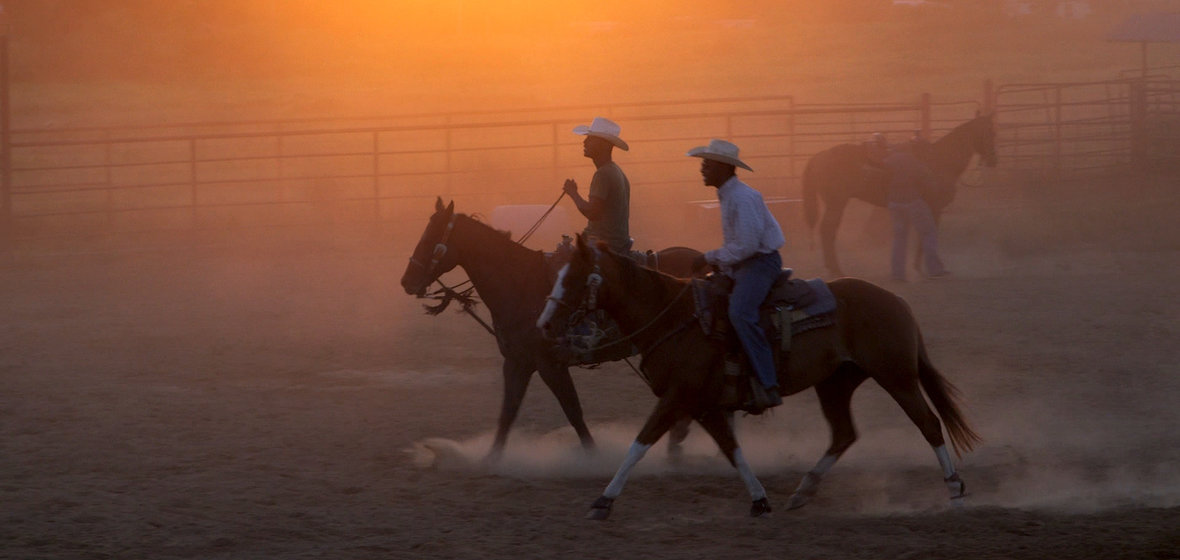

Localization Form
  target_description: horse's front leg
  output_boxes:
[486,357,534,464]
[536,360,595,452]
[696,408,772,517]
[586,398,687,521]
[913,209,942,275]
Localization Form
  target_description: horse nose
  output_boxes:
[400,276,425,296]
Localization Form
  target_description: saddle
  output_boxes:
[692,269,836,342]
[692,269,837,413]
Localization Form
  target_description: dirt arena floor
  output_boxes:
[2,171,1178,559]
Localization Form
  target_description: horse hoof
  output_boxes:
[750,497,773,517]
[585,496,613,521]
[785,493,810,510]
[585,507,611,521]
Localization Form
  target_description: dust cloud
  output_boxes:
[3,3,1178,558]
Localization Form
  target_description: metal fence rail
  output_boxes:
[3,94,982,246]
[993,78,1180,176]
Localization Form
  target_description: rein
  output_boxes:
[567,255,695,356]
[422,279,495,336]
[517,191,566,245]
[411,197,568,337]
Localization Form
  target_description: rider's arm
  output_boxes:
[568,190,606,221]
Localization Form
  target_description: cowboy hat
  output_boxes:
[686,139,753,171]
[573,117,629,151]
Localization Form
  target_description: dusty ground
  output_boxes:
[2,171,1178,559]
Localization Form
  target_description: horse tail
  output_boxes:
[917,340,982,458]
[801,154,821,231]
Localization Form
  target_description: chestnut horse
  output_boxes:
[802,113,998,276]
[538,236,980,519]
[401,198,701,461]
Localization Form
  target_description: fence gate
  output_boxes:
[993,78,1180,177]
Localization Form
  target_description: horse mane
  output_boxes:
[457,212,539,252]
[464,212,513,239]
[603,244,686,303]
[935,113,989,146]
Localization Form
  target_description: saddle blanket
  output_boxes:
[692,269,836,339]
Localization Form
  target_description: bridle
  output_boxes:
[407,212,457,284]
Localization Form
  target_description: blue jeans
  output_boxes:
[889,199,945,280]
[728,251,782,389]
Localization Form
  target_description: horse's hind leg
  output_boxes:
[536,362,594,452]
[880,378,966,505]
[787,368,867,510]
[666,416,692,463]
[696,408,772,517]
[819,199,848,276]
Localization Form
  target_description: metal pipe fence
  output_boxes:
[4,94,982,247]
[993,78,1180,177]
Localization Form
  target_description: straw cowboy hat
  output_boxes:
[573,117,629,151]
[686,139,753,171]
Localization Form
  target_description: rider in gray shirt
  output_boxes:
[563,117,632,254]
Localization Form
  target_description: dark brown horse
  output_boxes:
[400,198,702,461]
[537,236,980,519]
[803,113,998,276]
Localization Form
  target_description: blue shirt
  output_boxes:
[705,175,786,274]
[883,151,938,204]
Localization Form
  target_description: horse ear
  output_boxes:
[574,233,591,258]
[445,200,455,214]
[435,197,445,212]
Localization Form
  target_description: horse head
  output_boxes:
[971,112,998,168]
[537,234,608,341]
[401,197,462,296]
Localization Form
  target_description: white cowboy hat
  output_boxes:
[573,117,629,151]
[686,139,753,171]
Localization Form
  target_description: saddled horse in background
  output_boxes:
[802,113,998,276]
[400,198,702,462]
[537,235,980,520]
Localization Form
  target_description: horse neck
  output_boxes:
[450,215,547,317]
[600,257,693,348]
[931,124,978,177]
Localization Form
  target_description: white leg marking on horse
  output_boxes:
[810,453,839,476]
[734,448,767,501]
[536,264,569,328]
[934,445,955,479]
[603,441,651,499]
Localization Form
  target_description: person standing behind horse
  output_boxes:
[688,139,786,410]
[561,117,632,254]
[867,134,948,281]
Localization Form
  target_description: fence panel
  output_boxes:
[4,94,993,248]
[993,78,1180,177]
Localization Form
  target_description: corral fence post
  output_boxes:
[0,8,10,251]
[982,78,995,115]
[919,93,931,140]
[1128,78,1148,169]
